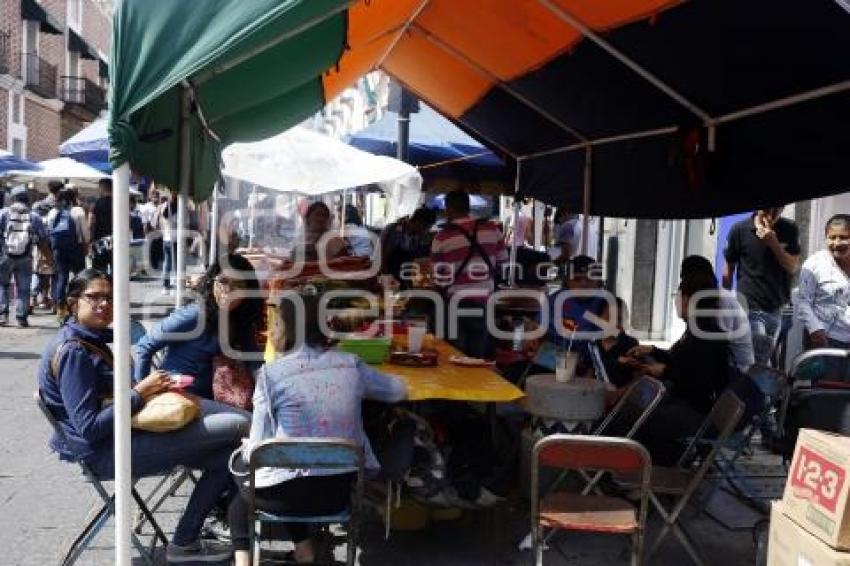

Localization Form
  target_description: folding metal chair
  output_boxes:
[531,435,652,566]
[579,376,665,495]
[619,390,745,566]
[34,391,169,566]
[700,366,788,508]
[245,438,365,566]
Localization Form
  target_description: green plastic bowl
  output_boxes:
[338,337,391,364]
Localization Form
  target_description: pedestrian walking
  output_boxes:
[722,207,801,364]
[0,186,50,327]
[89,178,113,274]
[46,188,85,323]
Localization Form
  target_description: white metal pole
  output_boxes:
[581,147,592,256]
[111,162,132,566]
[508,160,522,286]
[208,183,219,265]
[248,185,256,249]
[176,87,191,307]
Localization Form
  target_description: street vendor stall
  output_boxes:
[106,1,850,562]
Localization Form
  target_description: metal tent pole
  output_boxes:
[581,147,592,255]
[176,87,191,307]
[111,161,132,566]
[209,182,219,265]
[508,160,522,286]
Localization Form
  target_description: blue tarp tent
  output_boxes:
[0,150,40,174]
[347,104,509,190]
[59,117,111,173]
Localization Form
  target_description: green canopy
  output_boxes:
[108,0,349,199]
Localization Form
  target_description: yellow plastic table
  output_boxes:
[377,340,524,403]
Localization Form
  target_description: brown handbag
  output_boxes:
[212,355,255,410]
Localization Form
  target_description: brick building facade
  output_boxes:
[0,0,110,161]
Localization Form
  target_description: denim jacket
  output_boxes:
[133,304,259,399]
[38,322,144,462]
[245,346,407,488]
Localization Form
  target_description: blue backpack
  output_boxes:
[49,209,79,254]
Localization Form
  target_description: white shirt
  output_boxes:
[140,201,157,228]
[796,250,850,343]
[718,289,755,371]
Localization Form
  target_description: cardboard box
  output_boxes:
[783,429,850,550]
[769,501,850,566]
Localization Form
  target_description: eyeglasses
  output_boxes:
[81,293,113,305]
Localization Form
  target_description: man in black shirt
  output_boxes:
[722,207,801,364]
[90,178,113,273]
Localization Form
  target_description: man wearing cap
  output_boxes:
[0,186,49,326]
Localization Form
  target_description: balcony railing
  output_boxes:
[23,53,57,99]
[0,30,11,76]
[61,76,107,114]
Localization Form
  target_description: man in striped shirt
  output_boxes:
[431,190,508,359]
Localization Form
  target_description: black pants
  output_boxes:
[634,396,706,466]
[228,473,355,551]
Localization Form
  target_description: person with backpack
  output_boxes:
[0,186,49,327]
[431,190,507,359]
[46,188,85,323]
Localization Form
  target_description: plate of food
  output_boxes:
[390,351,438,367]
[448,355,496,367]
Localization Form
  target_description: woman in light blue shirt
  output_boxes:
[229,290,406,565]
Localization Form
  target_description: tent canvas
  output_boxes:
[0,151,40,174]
[3,157,108,189]
[222,125,421,220]
[59,117,111,173]
[346,103,509,188]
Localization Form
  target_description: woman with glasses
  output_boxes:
[37,269,250,562]
[133,254,264,400]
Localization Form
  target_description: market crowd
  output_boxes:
[19,182,850,563]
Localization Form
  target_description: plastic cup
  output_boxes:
[408,325,427,353]
[555,351,578,383]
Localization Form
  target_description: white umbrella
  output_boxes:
[222,125,422,220]
[3,157,108,189]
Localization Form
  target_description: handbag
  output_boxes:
[131,391,201,432]
[50,337,201,433]
[212,355,255,410]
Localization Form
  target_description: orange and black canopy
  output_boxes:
[110,0,850,218]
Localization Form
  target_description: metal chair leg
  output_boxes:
[251,518,261,566]
[132,488,168,547]
[61,502,112,566]
[671,522,709,566]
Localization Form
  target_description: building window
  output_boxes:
[68,0,82,32]
[11,138,23,158]
[22,19,39,84]
[12,93,21,124]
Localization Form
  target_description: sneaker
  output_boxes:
[16,318,29,328]
[165,539,232,563]
[200,516,231,543]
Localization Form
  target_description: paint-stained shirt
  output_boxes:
[245,347,406,488]
[431,216,508,301]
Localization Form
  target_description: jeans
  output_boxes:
[87,399,250,545]
[0,253,33,320]
[748,309,782,365]
[162,240,176,289]
[52,250,72,305]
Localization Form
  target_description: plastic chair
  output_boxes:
[34,391,168,566]
[244,438,365,566]
[531,435,652,566]
[618,390,745,566]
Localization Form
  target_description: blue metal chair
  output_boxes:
[245,438,365,566]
